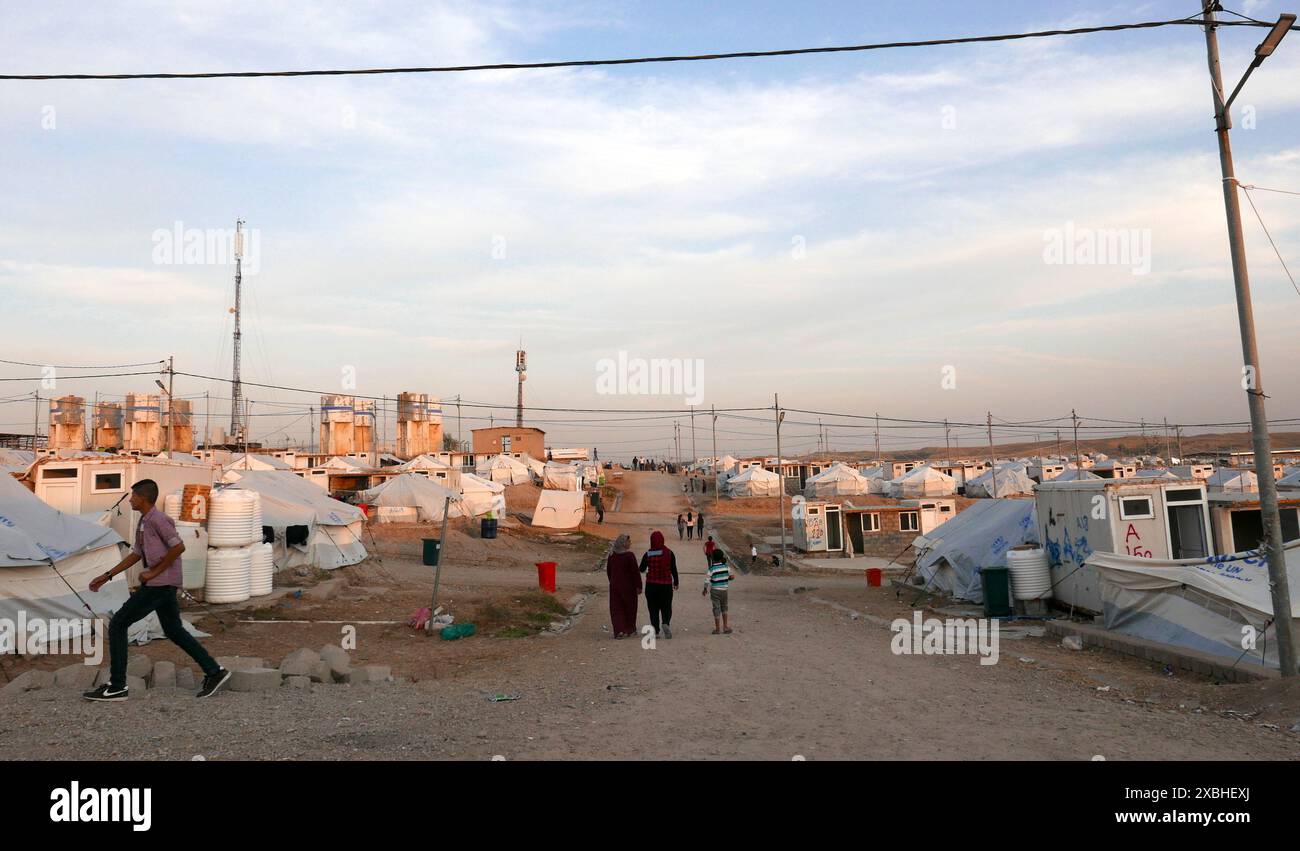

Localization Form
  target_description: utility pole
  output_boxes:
[1072,409,1082,470]
[944,418,952,469]
[775,394,786,567]
[456,395,463,453]
[1201,3,1297,676]
[711,404,719,508]
[164,355,175,453]
[204,390,210,449]
[690,406,697,465]
[229,219,245,443]
[874,412,881,466]
[1163,417,1172,463]
[310,405,315,454]
[1055,429,1062,463]
[986,412,998,497]
[1176,425,1184,461]
[32,391,39,451]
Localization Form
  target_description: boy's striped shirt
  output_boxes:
[707,560,731,590]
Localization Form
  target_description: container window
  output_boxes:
[900,511,920,532]
[91,472,124,492]
[1165,488,1204,504]
[1119,496,1154,519]
[41,467,78,480]
[862,513,881,533]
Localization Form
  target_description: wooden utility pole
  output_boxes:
[165,355,175,454]
[711,405,719,508]
[775,394,786,566]
[32,391,39,451]
[874,412,881,465]
[986,412,998,496]
[1071,409,1082,470]
[944,418,952,469]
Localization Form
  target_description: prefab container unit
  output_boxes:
[1027,462,1066,483]
[1171,464,1215,482]
[1089,461,1137,479]
[1207,493,1300,555]
[793,500,844,554]
[1035,479,1211,614]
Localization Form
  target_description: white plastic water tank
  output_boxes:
[208,489,260,546]
[1006,546,1053,601]
[249,542,274,597]
[164,491,183,521]
[176,521,208,591]
[205,546,252,603]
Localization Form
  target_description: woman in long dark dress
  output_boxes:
[606,534,641,638]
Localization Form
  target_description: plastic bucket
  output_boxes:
[536,561,557,593]
[865,567,882,587]
[422,538,441,567]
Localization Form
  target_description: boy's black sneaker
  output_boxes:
[83,683,128,702]
[197,668,231,699]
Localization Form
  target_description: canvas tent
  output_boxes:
[356,473,467,522]
[0,449,37,476]
[477,454,531,486]
[520,454,546,480]
[1133,468,1178,479]
[912,498,1039,604]
[888,465,957,498]
[220,469,367,571]
[964,463,1035,498]
[1054,466,1101,482]
[542,461,580,491]
[727,465,781,498]
[532,489,586,529]
[803,463,871,498]
[1088,542,1300,669]
[0,473,130,651]
[458,473,507,517]
[223,453,293,472]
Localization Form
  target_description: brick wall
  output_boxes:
[852,509,918,559]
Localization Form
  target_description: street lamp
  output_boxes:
[1201,4,1297,676]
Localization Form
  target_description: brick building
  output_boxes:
[471,426,545,459]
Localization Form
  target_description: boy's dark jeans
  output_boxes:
[109,584,220,688]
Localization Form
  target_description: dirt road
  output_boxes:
[2,471,1298,760]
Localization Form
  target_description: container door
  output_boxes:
[825,506,842,551]
[1168,504,1209,559]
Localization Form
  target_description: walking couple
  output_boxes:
[605,531,678,639]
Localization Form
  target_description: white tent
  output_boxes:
[458,473,507,517]
[1207,468,1258,492]
[220,470,367,571]
[727,466,781,498]
[477,454,531,486]
[1088,542,1300,669]
[913,498,1039,604]
[532,490,585,529]
[395,454,453,473]
[1133,468,1178,479]
[356,473,467,522]
[1280,467,1300,490]
[964,463,1035,498]
[803,463,871,498]
[888,465,957,498]
[1054,466,1102,482]
[223,453,293,472]
[542,461,580,491]
[520,454,546,480]
[0,449,37,476]
[0,474,129,652]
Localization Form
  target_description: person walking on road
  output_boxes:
[676,513,685,540]
[82,479,230,701]
[703,535,716,561]
[686,510,695,540]
[639,530,679,638]
[703,548,735,634]
[605,534,641,639]
[697,510,705,535]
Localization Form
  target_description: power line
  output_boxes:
[1241,186,1299,296]
[8,17,1289,82]
[0,358,164,369]
[0,370,163,382]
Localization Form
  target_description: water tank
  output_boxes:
[205,546,251,603]
[1006,546,1053,601]
[164,491,184,521]
[176,521,208,590]
[250,542,274,597]
[208,489,260,546]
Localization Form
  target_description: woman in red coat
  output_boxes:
[606,534,642,638]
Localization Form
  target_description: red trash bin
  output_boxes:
[357,503,371,518]
[536,562,558,593]
[866,567,882,587]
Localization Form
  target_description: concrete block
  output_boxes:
[308,661,333,684]
[279,656,316,678]
[1061,635,1084,651]
[152,661,177,689]
[320,645,351,679]
[54,663,100,690]
[282,647,321,667]
[126,655,153,679]
[216,656,266,672]
[175,667,195,690]
[228,667,282,693]
[344,665,390,685]
[127,675,147,695]
[1,669,55,697]
[283,675,311,689]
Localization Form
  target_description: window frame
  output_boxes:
[1118,496,1155,520]
[900,511,920,532]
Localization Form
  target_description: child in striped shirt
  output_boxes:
[703,548,735,634]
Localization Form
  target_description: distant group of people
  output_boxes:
[629,456,676,474]
[605,530,735,639]
[675,510,704,540]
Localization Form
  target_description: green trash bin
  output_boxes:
[981,566,1013,618]
[422,538,441,567]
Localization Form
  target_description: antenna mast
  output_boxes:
[515,345,527,428]
[229,219,245,443]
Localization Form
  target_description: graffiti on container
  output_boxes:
[1123,523,1152,558]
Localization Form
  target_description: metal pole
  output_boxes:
[1202,2,1295,676]
[711,404,719,508]
[165,355,174,454]
[691,405,697,466]
[427,495,451,634]
[1163,417,1172,463]
[874,412,881,466]
[32,391,39,451]
[944,418,952,469]
[986,412,998,496]
[1072,409,1082,471]
[775,394,786,566]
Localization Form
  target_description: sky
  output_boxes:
[2,0,1298,460]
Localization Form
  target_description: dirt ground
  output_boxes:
[2,470,1299,760]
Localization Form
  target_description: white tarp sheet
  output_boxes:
[888,465,957,498]
[542,462,580,491]
[458,473,507,517]
[913,498,1038,603]
[1088,542,1300,669]
[532,490,586,529]
[477,454,531,485]
[803,463,870,498]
